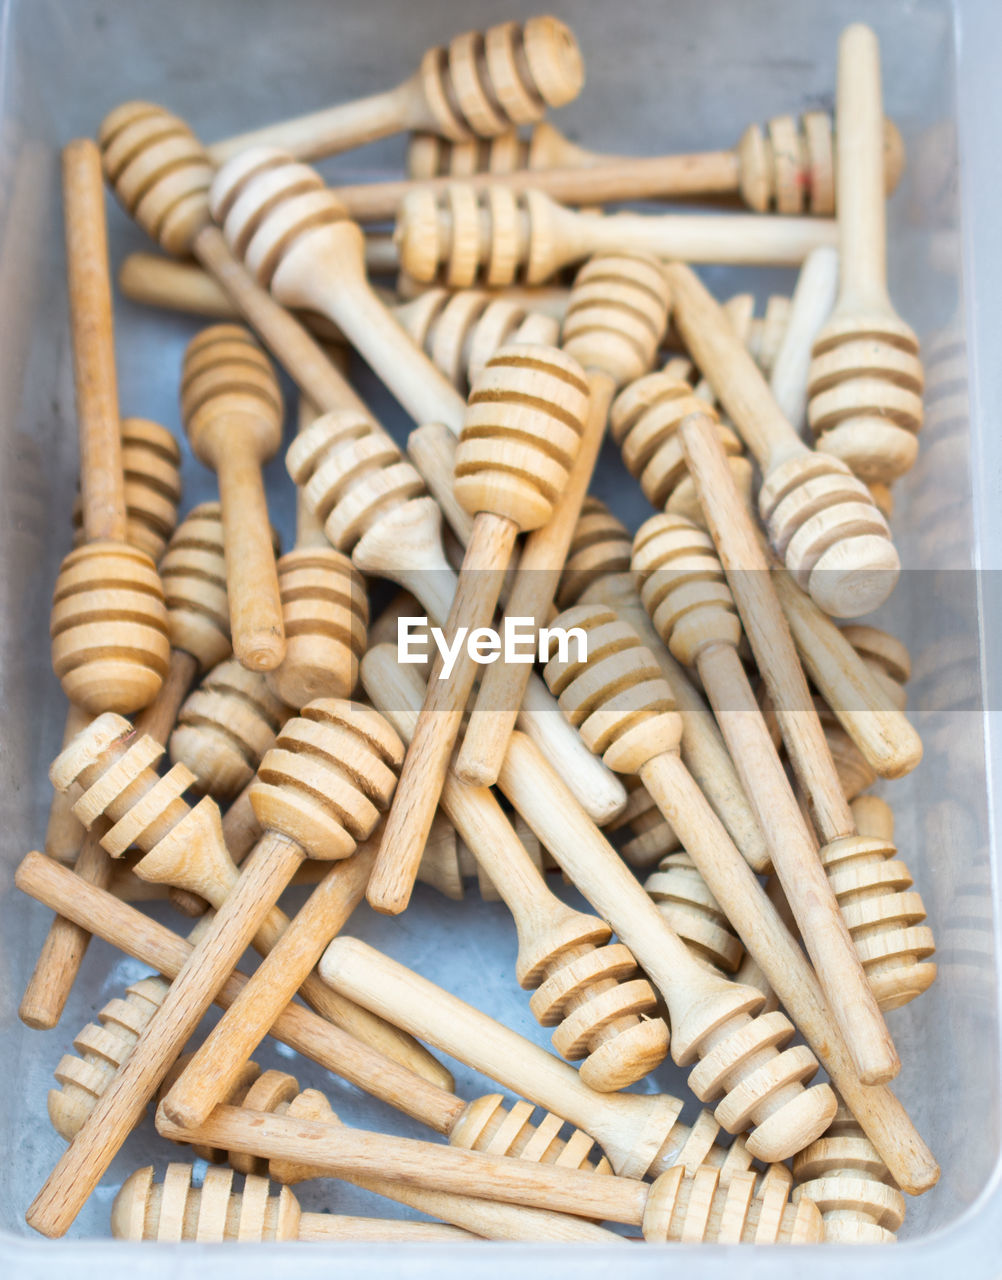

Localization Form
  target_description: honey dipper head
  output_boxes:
[416,16,584,141]
[158,502,231,672]
[50,542,170,715]
[99,102,212,256]
[208,147,359,297]
[557,497,632,609]
[112,1164,302,1242]
[542,602,683,773]
[757,453,900,618]
[631,513,743,667]
[454,342,590,530]
[181,324,283,466]
[560,254,670,386]
[249,698,403,859]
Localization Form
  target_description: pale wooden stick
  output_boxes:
[367,344,590,914]
[631,507,899,1085]
[161,844,375,1128]
[456,253,670,787]
[769,246,839,431]
[156,1101,821,1242]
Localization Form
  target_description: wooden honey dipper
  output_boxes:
[673,415,935,1012]
[204,16,584,165]
[20,854,632,1185]
[159,1098,821,1244]
[22,699,408,1239]
[169,658,292,803]
[792,1100,906,1243]
[180,325,286,671]
[456,252,670,787]
[361,642,669,1091]
[21,433,188,1029]
[531,604,939,1194]
[366,342,591,915]
[643,852,745,975]
[630,512,898,1079]
[52,139,169,715]
[406,111,905,214]
[48,711,443,1088]
[283,407,623,832]
[808,25,924,485]
[395,184,839,288]
[265,400,369,709]
[71,418,181,563]
[208,146,468,431]
[113,1164,476,1243]
[664,261,899,618]
[557,496,770,874]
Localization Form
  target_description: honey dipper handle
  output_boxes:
[24,830,307,1237]
[207,82,412,165]
[367,512,520,915]
[162,843,376,1129]
[835,25,891,312]
[768,246,839,430]
[216,443,285,672]
[63,138,126,542]
[457,371,616,787]
[192,226,369,418]
[695,640,899,1086]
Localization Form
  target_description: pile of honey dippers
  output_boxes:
[14,13,939,1245]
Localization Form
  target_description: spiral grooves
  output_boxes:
[398,184,572,287]
[397,286,559,394]
[455,342,590,529]
[208,148,353,290]
[49,977,169,1141]
[450,1094,611,1172]
[72,419,182,562]
[560,253,670,385]
[159,502,231,672]
[98,101,212,256]
[643,1164,822,1243]
[267,547,368,708]
[417,17,583,142]
[543,604,834,1160]
[792,1101,905,1243]
[645,852,745,973]
[286,412,427,553]
[527,934,669,1091]
[112,1164,301,1242]
[606,776,680,868]
[819,804,936,1012]
[50,541,170,715]
[170,657,292,802]
[632,513,743,666]
[181,324,283,463]
[406,120,582,180]
[756,452,899,617]
[557,496,632,609]
[807,318,924,484]
[610,376,742,510]
[249,699,403,859]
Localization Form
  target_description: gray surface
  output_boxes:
[0,0,998,1271]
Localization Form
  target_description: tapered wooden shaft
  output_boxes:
[769,246,840,430]
[15,852,464,1134]
[362,645,668,1091]
[162,845,375,1128]
[64,138,125,542]
[400,420,626,824]
[664,261,898,618]
[205,16,584,165]
[696,641,898,1084]
[368,512,518,914]
[678,413,857,841]
[24,830,306,1238]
